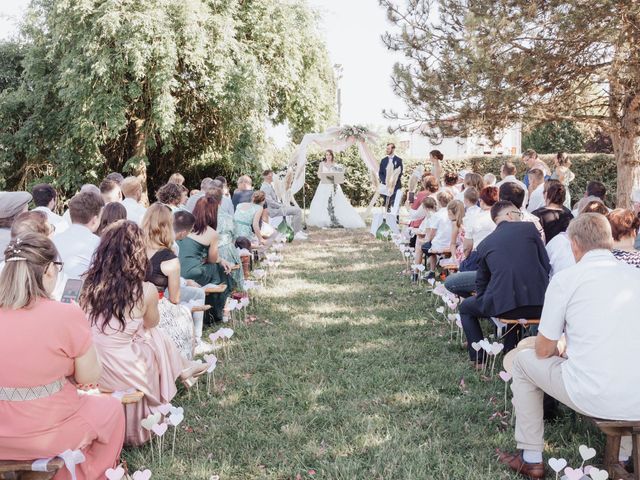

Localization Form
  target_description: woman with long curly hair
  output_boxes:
[80,220,207,446]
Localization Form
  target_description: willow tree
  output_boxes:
[0,0,335,194]
[380,0,640,206]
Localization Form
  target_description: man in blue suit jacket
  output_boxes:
[379,143,403,210]
[460,200,551,365]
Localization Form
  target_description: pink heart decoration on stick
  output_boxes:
[498,371,512,382]
[152,423,168,437]
[564,467,584,480]
[157,403,172,415]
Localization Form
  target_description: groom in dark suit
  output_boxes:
[378,143,403,210]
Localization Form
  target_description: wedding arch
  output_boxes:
[278,125,383,214]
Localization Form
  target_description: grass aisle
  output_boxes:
[126,228,600,479]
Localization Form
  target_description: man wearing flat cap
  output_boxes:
[0,191,32,261]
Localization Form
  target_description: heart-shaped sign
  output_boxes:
[455,318,462,329]
[105,467,125,480]
[498,371,512,382]
[579,445,596,461]
[240,297,250,307]
[132,470,152,480]
[427,278,435,286]
[169,413,184,426]
[151,422,168,437]
[436,307,444,314]
[141,413,161,431]
[588,467,608,480]
[169,406,184,417]
[548,457,567,473]
[564,467,584,480]
[157,403,172,415]
[491,343,505,355]
[471,342,481,352]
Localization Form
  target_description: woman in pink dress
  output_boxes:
[80,220,208,445]
[0,232,125,479]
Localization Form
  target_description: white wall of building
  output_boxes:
[399,124,522,160]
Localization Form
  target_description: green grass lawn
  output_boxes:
[124,228,604,479]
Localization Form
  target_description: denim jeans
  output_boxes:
[444,271,477,298]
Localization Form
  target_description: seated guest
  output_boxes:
[0,191,32,260]
[216,192,243,292]
[61,184,101,225]
[532,180,573,243]
[460,201,550,367]
[11,211,54,239]
[446,200,466,265]
[0,233,125,474]
[456,172,484,201]
[441,171,460,197]
[444,186,498,297]
[97,202,127,236]
[185,177,214,212]
[413,196,439,268]
[121,176,147,224]
[232,175,255,208]
[572,180,609,216]
[483,173,497,187]
[168,172,185,185]
[422,190,454,275]
[173,211,214,354]
[498,213,640,478]
[142,204,195,358]
[235,191,269,245]
[105,172,124,185]
[607,208,640,267]
[53,191,104,279]
[212,176,235,216]
[178,197,232,323]
[261,170,303,234]
[499,182,544,241]
[156,182,184,211]
[408,175,439,231]
[526,169,545,213]
[496,161,529,206]
[99,178,122,204]
[462,187,481,218]
[631,188,640,249]
[81,221,207,446]
[32,183,68,233]
[408,149,440,203]
[546,200,609,277]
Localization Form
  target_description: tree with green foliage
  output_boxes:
[522,121,585,154]
[0,0,336,196]
[381,0,640,206]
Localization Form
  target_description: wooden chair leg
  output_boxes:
[604,434,621,477]
[632,429,640,480]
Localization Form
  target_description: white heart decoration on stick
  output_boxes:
[141,413,161,431]
[169,406,184,417]
[105,467,125,480]
[436,307,444,314]
[471,342,481,352]
[168,413,184,426]
[588,467,609,480]
[491,343,505,355]
[548,457,567,473]
[579,445,596,461]
[132,470,152,480]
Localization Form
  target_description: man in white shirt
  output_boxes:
[53,191,104,279]
[121,176,147,224]
[526,169,545,213]
[495,161,529,208]
[99,178,122,204]
[499,213,640,478]
[185,178,215,213]
[31,183,69,234]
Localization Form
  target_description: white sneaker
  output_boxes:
[194,340,217,355]
[295,232,308,240]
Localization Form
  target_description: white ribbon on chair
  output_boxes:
[32,449,85,480]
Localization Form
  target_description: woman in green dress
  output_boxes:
[234,191,268,244]
[177,196,233,322]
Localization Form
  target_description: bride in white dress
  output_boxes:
[307,150,365,229]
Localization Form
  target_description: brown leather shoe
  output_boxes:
[497,449,546,479]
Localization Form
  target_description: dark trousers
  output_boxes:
[459,297,543,363]
[382,191,399,211]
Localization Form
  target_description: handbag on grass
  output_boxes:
[157,297,195,360]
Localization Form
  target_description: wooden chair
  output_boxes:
[497,318,540,326]
[190,304,212,314]
[589,418,640,480]
[0,457,65,480]
[204,284,227,294]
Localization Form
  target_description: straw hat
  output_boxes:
[503,336,537,374]
[0,192,32,220]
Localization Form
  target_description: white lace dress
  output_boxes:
[307,162,365,229]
